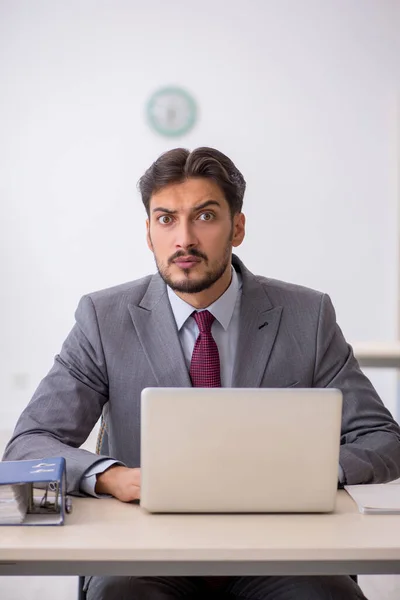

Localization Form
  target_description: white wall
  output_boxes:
[1,0,400,431]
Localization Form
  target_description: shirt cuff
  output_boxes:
[80,459,124,497]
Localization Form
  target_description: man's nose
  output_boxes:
[175,221,198,249]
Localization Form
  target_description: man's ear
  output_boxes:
[146,219,153,252]
[232,213,245,247]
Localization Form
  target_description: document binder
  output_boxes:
[0,457,70,525]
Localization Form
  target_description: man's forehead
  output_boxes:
[149,179,227,210]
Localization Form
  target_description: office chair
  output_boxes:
[78,576,86,600]
[78,417,108,600]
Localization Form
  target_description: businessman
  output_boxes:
[4,147,400,599]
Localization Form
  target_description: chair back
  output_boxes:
[78,416,108,599]
[95,417,109,455]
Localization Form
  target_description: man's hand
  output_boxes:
[95,465,141,502]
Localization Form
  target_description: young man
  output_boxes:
[4,147,400,599]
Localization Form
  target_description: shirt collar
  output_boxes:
[167,266,241,332]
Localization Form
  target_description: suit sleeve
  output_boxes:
[2,295,112,495]
[313,293,400,484]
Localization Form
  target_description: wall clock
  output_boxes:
[146,86,197,137]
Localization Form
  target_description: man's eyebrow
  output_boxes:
[193,200,221,211]
[152,206,177,215]
[152,200,222,214]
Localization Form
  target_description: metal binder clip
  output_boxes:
[65,496,73,514]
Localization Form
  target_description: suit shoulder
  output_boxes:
[83,275,154,306]
[255,274,325,304]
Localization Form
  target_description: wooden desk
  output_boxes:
[353,342,400,369]
[1,491,400,577]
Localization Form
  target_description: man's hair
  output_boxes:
[138,147,246,217]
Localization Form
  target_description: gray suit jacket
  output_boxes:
[4,255,400,493]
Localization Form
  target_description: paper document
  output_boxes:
[0,483,29,524]
[345,483,400,514]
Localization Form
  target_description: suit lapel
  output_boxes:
[232,256,283,387]
[129,257,282,389]
[128,273,191,388]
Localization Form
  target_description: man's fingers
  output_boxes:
[129,483,141,498]
[119,485,140,503]
[97,466,141,502]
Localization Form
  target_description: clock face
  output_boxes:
[146,87,197,137]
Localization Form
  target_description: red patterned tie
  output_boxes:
[189,310,221,387]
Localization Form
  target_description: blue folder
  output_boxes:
[0,457,69,525]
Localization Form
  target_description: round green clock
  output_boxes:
[146,86,197,137]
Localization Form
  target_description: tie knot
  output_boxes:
[193,310,215,334]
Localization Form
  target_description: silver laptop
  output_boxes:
[140,387,342,513]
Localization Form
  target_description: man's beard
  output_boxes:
[154,240,232,295]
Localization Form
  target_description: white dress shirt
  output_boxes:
[167,266,242,387]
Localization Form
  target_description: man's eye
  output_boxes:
[198,212,214,221]
[158,215,173,225]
